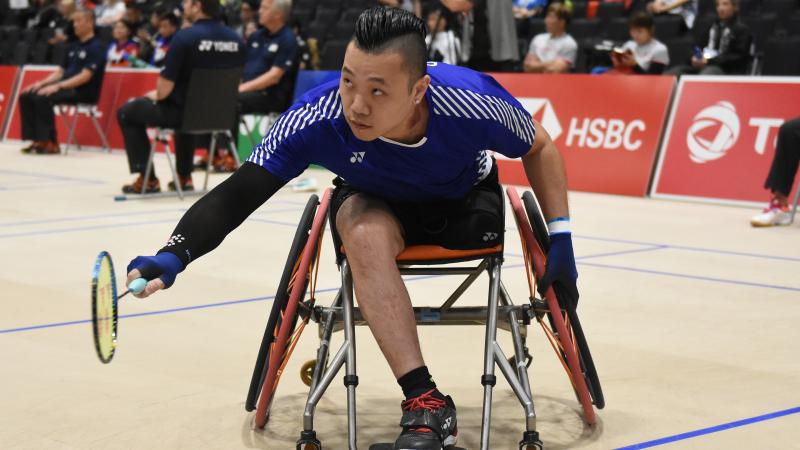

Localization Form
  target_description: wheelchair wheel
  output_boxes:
[507,188,596,425]
[521,191,605,410]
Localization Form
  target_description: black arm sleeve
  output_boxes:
[156,162,287,267]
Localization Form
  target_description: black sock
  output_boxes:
[398,365,440,399]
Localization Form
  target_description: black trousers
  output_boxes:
[117,97,200,177]
[764,117,800,197]
[19,89,90,142]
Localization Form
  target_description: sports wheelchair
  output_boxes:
[244,186,604,449]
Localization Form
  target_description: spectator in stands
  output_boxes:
[47,0,77,45]
[379,0,419,14]
[751,117,800,227]
[610,12,669,74]
[647,0,697,30]
[523,3,576,74]
[425,8,461,65]
[150,13,180,67]
[18,9,106,155]
[668,0,751,74]
[26,0,60,30]
[441,0,519,72]
[95,0,126,27]
[106,20,140,67]
[122,4,146,31]
[117,0,245,194]
[235,0,258,38]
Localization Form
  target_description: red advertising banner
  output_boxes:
[491,73,675,196]
[3,66,159,150]
[0,65,20,138]
[652,76,800,204]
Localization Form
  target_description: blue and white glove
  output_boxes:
[126,252,185,297]
[537,217,579,304]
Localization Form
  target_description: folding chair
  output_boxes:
[244,187,604,449]
[140,67,243,200]
[58,103,111,154]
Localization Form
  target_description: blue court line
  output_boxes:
[579,261,800,292]
[0,169,105,185]
[0,207,304,239]
[615,406,800,449]
[575,235,800,263]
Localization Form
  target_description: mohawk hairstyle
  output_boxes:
[353,6,428,87]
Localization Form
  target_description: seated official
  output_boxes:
[19,8,106,155]
[117,0,245,194]
[214,0,297,171]
[523,3,577,74]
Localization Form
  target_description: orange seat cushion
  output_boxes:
[340,244,503,262]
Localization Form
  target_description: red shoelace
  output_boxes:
[401,390,447,434]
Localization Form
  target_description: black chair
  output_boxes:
[597,2,626,25]
[11,42,29,65]
[30,41,49,64]
[654,15,684,40]
[697,0,716,17]
[605,17,630,41]
[692,14,715,43]
[140,67,244,199]
[21,28,37,46]
[50,42,68,65]
[290,7,315,28]
[761,0,797,20]
[293,0,317,9]
[762,36,800,74]
[316,0,342,7]
[568,18,600,41]
[666,36,694,66]
[320,39,348,70]
[306,20,331,41]
[1,26,21,47]
[528,18,546,38]
[788,13,800,36]
[744,14,778,51]
[314,5,341,23]
[572,1,588,18]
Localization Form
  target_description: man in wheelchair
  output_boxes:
[126,6,578,450]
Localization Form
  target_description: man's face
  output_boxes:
[72,11,92,38]
[716,0,736,20]
[544,12,565,35]
[259,0,280,28]
[159,19,177,38]
[340,42,423,142]
[183,0,200,23]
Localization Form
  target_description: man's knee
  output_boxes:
[336,196,404,258]
[117,97,150,126]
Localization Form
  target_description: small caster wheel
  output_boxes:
[297,431,322,450]
[519,431,543,449]
[301,359,316,387]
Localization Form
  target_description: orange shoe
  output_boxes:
[167,174,194,191]
[35,140,61,154]
[122,174,161,194]
[213,152,237,172]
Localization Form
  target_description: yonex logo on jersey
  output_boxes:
[350,152,365,163]
[198,40,239,52]
[482,232,498,242]
[687,101,740,164]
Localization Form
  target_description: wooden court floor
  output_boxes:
[1,143,798,449]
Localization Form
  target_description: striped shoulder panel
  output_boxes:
[428,84,536,146]
[247,89,342,167]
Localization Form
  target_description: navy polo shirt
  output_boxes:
[243,26,298,95]
[61,36,106,101]
[160,18,246,107]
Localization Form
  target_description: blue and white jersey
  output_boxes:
[247,62,535,201]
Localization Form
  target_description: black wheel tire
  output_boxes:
[245,194,319,412]
[521,191,605,410]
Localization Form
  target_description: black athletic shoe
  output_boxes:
[394,390,457,450]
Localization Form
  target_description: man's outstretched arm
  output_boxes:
[126,162,286,298]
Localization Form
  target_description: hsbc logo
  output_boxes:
[686,101,784,164]
[518,97,646,151]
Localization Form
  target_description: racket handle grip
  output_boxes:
[128,278,147,294]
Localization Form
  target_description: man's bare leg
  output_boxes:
[336,193,424,378]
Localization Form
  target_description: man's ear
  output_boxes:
[412,74,431,103]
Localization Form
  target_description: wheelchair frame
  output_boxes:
[245,187,603,450]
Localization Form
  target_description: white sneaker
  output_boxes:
[751,200,791,227]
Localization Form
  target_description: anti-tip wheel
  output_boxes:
[300,359,316,387]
